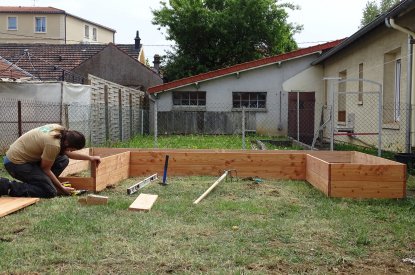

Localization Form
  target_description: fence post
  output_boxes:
[118,90,123,141]
[242,107,246,150]
[63,104,69,129]
[104,86,110,142]
[141,109,144,135]
[297,91,300,142]
[17,100,22,137]
[154,100,158,148]
[129,94,133,138]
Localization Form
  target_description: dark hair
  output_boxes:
[59,129,86,153]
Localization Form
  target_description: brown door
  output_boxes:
[288,92,315,145]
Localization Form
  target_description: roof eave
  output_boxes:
[312,0,415,65]
[149,51,323,94]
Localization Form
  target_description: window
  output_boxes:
[84,25,90,38]
[383,49,401,123]
[8,17,17,30]
[338,70,347,122]
[394,59,401,121]
[358,63,363,103]
[35,17,46,32]
[92,28,97,41]
[173,91,206,106]
[232,92,266,108]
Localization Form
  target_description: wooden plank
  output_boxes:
[330,163,406,181]
[129,163,305,179]
[194,171,228,204]
[330,182,405,198]
[0,197,40,218]
[58,177,95,191]
[306,155,330,180]
[86,194,108,205]
[308,151,352,163]
[93,151,130,191]
[128,193,158,212]
[129,151,306,179]
[306,168,329,195]
[352,151,398,165]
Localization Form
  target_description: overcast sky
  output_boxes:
[0,0,368,63]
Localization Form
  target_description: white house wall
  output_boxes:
[156,54,321,136]
[322,14,414,152]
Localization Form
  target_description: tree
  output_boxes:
[360,0,400,27]
[152,0,302,81]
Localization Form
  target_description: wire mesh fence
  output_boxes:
[153,91,412,154]
[0,93,411,156]
[0,97,149,153]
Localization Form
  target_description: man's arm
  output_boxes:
[65,151,101,167]
[40,159,74,195]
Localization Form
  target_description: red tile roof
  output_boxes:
[0,43,141,83]
[0,56,33,79]
[0,6,65,13]
[148,39,345,94]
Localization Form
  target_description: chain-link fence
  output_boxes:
[0,97,149,153]
[153,89,412,154]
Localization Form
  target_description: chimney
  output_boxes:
[134,30,141,50]
[153,54,161,74]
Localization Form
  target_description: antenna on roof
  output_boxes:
[33,0,36,6]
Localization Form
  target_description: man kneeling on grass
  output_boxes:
[0,124,100,198]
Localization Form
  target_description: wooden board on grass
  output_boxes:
[0,197,40,218]
[128,193,158,212]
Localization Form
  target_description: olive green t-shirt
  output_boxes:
[6,124,65,164]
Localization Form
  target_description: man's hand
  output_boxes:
[90,156,101,167]
[61,186,75,196]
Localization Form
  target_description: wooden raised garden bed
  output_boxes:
[59,148,406,198]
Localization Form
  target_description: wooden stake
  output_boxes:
[193,171,228,204]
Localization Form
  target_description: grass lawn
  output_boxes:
[1,135,415,273]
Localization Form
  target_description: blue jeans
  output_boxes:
[4,155,69,198]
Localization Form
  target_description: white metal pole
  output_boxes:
[297,91,300,142]
[242,107,246,150]
[330,81,335,151]
[378,84,383,156]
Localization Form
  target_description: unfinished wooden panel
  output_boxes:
[352,151,398,165]
[93,151,130,191]
[306,155,330,195]
[58,176,95,191]
[308,151,352,163]
[330,181,405,198]
[129,151,306,179]
[330,163,406,198]
[60,148,91,177]
[129,193,158,211]
[330,163,406,182]
[0,197,40,218]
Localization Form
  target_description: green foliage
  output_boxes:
[152,0,302,81]
[360,0,400,27]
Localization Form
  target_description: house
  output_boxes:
[301,0,415,153]
[147,40,342,139]
[0,42,163,90]
[0,55,33,79]
[0,6,115,45]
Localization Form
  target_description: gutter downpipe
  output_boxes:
[386,18,415,153]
